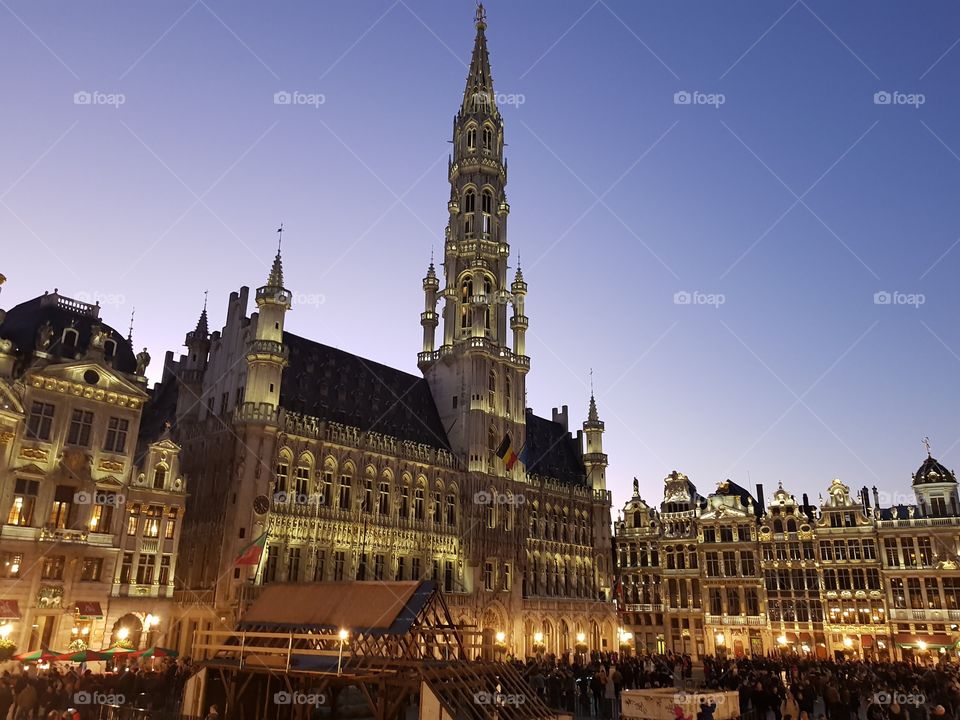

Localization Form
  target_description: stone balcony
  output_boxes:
[706,614,767,626]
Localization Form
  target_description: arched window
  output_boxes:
[488,370,496,408]
[466,126,477,151]
[504,375,511,415]
[414,487,425,520]
[104,339,117,360]
[378,480,390,515]
[486,494,496,528]
[482,125,493,151]
[446,491,456,525]
[773,518,783,534]
[460,279,473,330]
[481,190,493,234]
[464,189,476,212]
[153,464,167,489]
[787,518,797,533]
[338,470,352,510]
[487,424,498,458]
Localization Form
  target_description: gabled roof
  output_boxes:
[523,410,586,485]
[280,333,450,450]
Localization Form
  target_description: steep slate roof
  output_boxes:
[523,410,586,486]
[280,332,450,450]
[0,293,137,373]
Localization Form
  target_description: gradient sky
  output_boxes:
[3,0,960,513]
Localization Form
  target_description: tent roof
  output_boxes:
[238,580,434,636]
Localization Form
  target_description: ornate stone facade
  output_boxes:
[162,7,617,659]
[616,457,960,663]
[0,289,187,654]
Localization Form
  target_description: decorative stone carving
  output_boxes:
[36,321,54,351]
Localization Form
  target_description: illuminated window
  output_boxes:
[126,503,141,536]
[0,553,22,578]
[7,479,38,526]
[89,499,115,534]
[164,507,177,539]
[48,485,74,529]
[136,554,156,584]
[158,555,171,585]
[143,505,162,538]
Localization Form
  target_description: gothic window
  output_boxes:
[504,376,511,415]
[432,489,442,523]
[464,189,476,213]
[378,481,390,515]
[466,126,477,151]
[481,190,493,234]
[295,466,309,502]
[275,461,289,495]
[487,424,498,456]
[488,370,496,408]
[338,473,352,510]
[414,487,425,520]
[445,492,456,525]
[482,125,493,151]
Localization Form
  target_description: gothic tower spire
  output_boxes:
[421,5,527,471]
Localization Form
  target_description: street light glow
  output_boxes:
[576,632,586,643]
[533,632,543,644]
[116,627,129,641]
[338,628,349,641]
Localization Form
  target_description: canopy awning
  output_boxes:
[894,633,954,648]
[73,601,103,618]
[0,600,20,620]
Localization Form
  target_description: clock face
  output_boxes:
[253,495,270,515]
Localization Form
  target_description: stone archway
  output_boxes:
[109,613,143,650]
[480,603,507,660]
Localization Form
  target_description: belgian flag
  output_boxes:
[495,434,520,470]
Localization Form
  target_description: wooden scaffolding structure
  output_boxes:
[192,580,556,720]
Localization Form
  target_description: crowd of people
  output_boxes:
[511,652,960,720]
[0,659,192,720]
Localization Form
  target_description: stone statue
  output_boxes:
[89,324,107,349]
[135,347,150,375]
[36,321,54,351]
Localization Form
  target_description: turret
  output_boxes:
[243,242,291,412]
[583,391,607,490]
[419,257,440,366]
[510,264,528,361]
[175,298,211,423]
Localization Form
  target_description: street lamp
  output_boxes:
[0,624,11,639]
[337,629,349,676]
[842,637,853,649]
[117,627,129,641]
[917,639,928,651]
[776,635,787,646]
[715,633,725,646]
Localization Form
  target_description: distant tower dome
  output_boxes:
[913,455,957,485]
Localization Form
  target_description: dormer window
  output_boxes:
[104,339,117,360]
[61,328,79,352]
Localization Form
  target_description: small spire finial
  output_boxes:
[127,308,135,343]
[277,222,284,253]
[475,2,486,28]
[923,436,932,457]
[590,367,594,396]
[203,290,208,313]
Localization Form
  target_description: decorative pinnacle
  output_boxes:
[923,436,932,457]
[127,307,135,344]
[194,293,209,338]
[632,477,640,497]
[475,2,486,29]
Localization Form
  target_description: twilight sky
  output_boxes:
[2,0,960,513]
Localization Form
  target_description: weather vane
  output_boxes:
[923,436,932,457]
